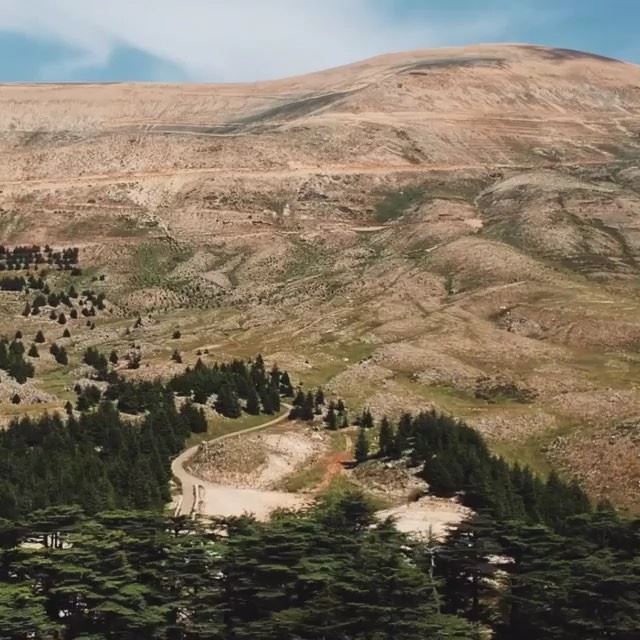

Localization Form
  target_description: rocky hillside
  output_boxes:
[1,44,640,511]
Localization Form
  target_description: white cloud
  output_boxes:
[0,0,514,81]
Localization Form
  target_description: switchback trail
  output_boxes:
[171,403,305,519]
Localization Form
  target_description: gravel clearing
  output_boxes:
[378,497,472,540]
[187,427,329,490]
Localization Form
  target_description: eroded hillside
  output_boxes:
[1,44,640,510]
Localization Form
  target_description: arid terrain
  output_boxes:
[2,44,640,511]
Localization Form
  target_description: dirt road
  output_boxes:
[0,158,616,190]
[171,404,306,520]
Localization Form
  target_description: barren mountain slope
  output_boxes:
[1,44,640,510]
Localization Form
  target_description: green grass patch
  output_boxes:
[329,431,349,453]
[108,216,156,238]
[490,437,553,478]
[320,475,361,497]
[185,406,288,448]
[280,463,325,493]
[570,351,640,389]
[37,367,75,404]
[281,238,333,282]
[489,418,583,479]
[393,376,479,414]
[132,242,193,288]
[278,431,350,493]
[0,401,63,418]
[374,186,426,223]
[297,341,377,389]
[320,475,391,511]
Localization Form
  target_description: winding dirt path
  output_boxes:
[171,404,307,520]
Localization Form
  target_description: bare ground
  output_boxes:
[187,426,330,490]
[379,498,472,540]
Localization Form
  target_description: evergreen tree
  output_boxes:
[179,401,208,434]
[35,330,45,343]
[127,352,141,369]
[260,384,280,415]
[355,427,369,463]
[437,515,502,622]
[378,416,395,457]
[245,384,261,415]
[216,384,242,418]
[10,340,24,356]
[393,412,414,456]
[55,346,68,365]
[359,407,374,428]
[288,389,315,420]
[292,388,305,408]
[425,456,460,496]
[325,402,338,430]
[28,343,39,358]
[279,371,294,396]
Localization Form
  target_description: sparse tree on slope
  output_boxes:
[355,427,369,464]
[378,416,395,457]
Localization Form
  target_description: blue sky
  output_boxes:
[1,0,638,83]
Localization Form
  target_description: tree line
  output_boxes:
[0,352,295,520]
[348,409,639,638]
[0,244,79,271]
[0,396,200,519]
[358,410,590,528]
[169,355,293,417]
